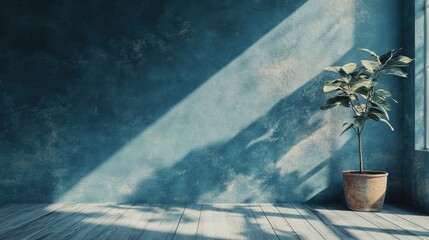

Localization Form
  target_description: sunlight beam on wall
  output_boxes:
[56,0,356,202]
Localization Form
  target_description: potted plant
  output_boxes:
[320,48,412,211]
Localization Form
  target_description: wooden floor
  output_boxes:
[0,204,428,240]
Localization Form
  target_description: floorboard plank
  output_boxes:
[26,204,94,240]
[292,204,343,240]
[383,205,429,231]
[197,204,267,240]
[247,204,279,240]
[375,206,429,240]
[232,204,273,240]
[46,204,115,240]
[259,204,300,240]
[303,204,353,240]
[309,205,378,240]
[137,205,185,240]
[351,208,422,240]
[74,204,132,240]
[275,204,324,240]
[0,204,87,240]
[104,204,167,240]
[227,204,265,240]
[196,204,235,240]
[173,204,201,240]
[0,204,34,222]
[322,204,399,240]
[0,203,65,235]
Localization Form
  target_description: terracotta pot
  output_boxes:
[343,170,388,212]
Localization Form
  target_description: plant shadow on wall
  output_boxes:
[55,0,363,202]
[127,72,351,203]
[127,46,406,203]
[0,0,307,202]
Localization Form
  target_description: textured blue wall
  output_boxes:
[0,0,405,203]
[403,0,429,213]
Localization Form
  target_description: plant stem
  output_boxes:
[358,131,363,173]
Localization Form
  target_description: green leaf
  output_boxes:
[370,95,392,111]
[320,96,350,110]
[384,56,412,69]
[372,89,397,108]
[349,74,367,85]
[374,89,392,98]
[341,123,355,136]
[369,107,389,120]
[356,86,370,96]
[368,112,382,121]
[349,76,377,96]
[323,85,340,93]
[380,118,394,131]
[378,105,390,119]
[352,67,371,78]
[370,98,392,113]
[379,48,405,65]
[349,93,358,101]
[326,63,356,77]
[325,79,346,84]
[379,50,393,65]
[325,66,342,73]
[342,63,357,74]
[353,116,366,128]
[380,68,407,77]
[359,48,379,59]
[369,111,395,131]
[350,78,376,92]
[323,80,343,93]
[379,101,392,111]
[372,89,398,109]
[361,60,379,73]
[393,55,413,64]
[356,104,366,113]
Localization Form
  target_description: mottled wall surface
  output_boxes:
[0,0,404,203]
[405,152,429,213]
[403,0,429,213]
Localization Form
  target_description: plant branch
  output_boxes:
[358,132,363,173]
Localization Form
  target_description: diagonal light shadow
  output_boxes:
[56,0,356,202]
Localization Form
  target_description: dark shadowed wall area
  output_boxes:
[403,0,429,213]
[0,0,405,203]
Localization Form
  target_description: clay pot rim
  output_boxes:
[343,170,388,177]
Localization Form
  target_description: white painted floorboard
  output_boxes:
[0,204,427,240]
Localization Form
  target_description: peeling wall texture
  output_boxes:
[0,0,405,203]
[403,0,429,213]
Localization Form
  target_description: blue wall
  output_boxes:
[0,0,405,203]
[403,0,429,213]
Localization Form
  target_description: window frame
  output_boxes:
[425,0,429,149]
